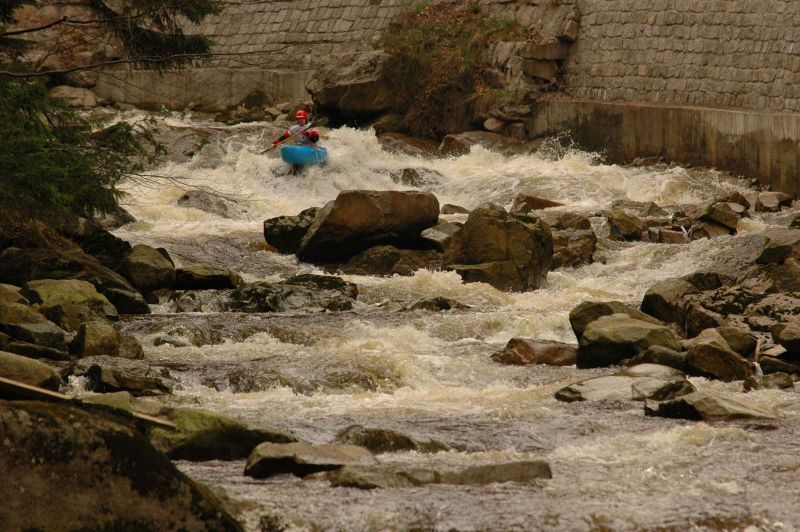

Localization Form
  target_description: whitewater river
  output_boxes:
[112,114,800,531]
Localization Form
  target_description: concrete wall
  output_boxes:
[528,99,800,195]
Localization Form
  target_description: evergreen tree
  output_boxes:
[0,0,222,221]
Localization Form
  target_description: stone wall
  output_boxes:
[566,0,800,112]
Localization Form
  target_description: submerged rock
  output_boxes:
[229,274,358,313]
[177,189,246,219]
[323,460,552,489]
[335,425,448,454]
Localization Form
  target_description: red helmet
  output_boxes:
[295,110,309,120]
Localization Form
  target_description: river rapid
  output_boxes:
[111,113,800,531]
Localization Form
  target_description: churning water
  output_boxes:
[113,113,800,531]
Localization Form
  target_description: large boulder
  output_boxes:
[0,401,241,531]
[577,314,681,368]
[70,321,120,358]
[684,328,752,381]
[21,279,118,332]
[297,190,440,264]
[550,228,597,269]
[445,208,553,291]
[307,50,395,118]
[755,191,792,213]
[119,244,176,293]
[263,207,320,254]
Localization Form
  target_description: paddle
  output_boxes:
[259,116,329,154]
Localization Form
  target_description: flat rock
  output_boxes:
[645,391,780,421]
[555,363,694,402]
[244,442,377,479]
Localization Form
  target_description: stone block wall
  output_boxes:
[566,0,800,112]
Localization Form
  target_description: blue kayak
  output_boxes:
[280,145,328,165]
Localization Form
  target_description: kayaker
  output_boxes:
[272,109,320,148]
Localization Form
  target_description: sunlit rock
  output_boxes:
[0,284,28,305]
[608,208,646,241]
[550,228,597,269]
[755,191,792,213]
[698,201,742,231]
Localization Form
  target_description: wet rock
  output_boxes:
[698,202,742,231]
[21,279,118,332]
[118,334,145,360]
[445,208,553,292]
[441,204,469,215]
[148,408,296,461]
[307,50,394,117]
[323,460,552,489]
[0,284,27,305]
[744,372,795,391]
[263,207,320,254]
[555,364,694,402]
[420,221,462,253]
[0,401,241,531]
[102,287,151,314]
[335,425,448,454]
[640,277,701,326]
[403,297,469,312]
[73,355,174,396]
[244,442,377,479]
[93,205,136,230]
[611,200,668,219]
[172,291,203,313]
[569,300,663,340]
[684,328,752,381]
[755,228,800,264]
[297,190,439,264]
[177,189,245,219]
[645,391,780,421]
[119,244,176,293]
[0,303,68,352]
[550,228,597,269]
[773,318,800,362]
[626,345,692,373]
[0,332,70,361]
[70,321,120,358]
[491,338,577,366]
[438,131,530,156]
[577,314,681,368]
[175,264,243,290]
[717,326,757,357]
[0,247,137,298]
[475,201,506,212]
[336,246,443,276]
[608,208,646,241]
[689,220,732,240]
[538,211,592,231]
[0,350,61,390]
[718,191,751,210]
[649,228,688,244]
[759,355,800,375]
[229,274,358,313]
[377,132,440,156]
[389,168,443,188]
[510,193,564,213]
[683,302,726,337]
[755,191,792,213]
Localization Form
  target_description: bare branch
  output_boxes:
[0,16,68,37]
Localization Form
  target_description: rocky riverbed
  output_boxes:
[2,111,800,531]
